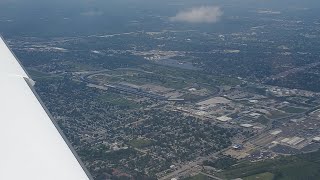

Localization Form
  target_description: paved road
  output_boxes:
[159,146,232,180]
[159,106,314,180]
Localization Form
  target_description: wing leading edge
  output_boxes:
[0,36,92,180]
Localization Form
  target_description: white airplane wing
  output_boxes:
[0,36,92,180]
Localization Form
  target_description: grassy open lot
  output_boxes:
[218,150,320,180]
[27,69,68,82]
[267,110,288,119]
[90,64,241,91]
[27,69,50,78]
[279,106,307,114]
[256,115,270,125]
[91,74,123,83]
[141,64,241,87]
[128,138,153,149]
[65,61,102,71]
[124,73,188,89]
[243,172,274,180]
[184,173,212,180]
[180,93,206,102]
[99,92,140,109]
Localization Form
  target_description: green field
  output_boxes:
[279,106,307,114]
[89,63,241,91]
[218,150,320,180]
[267,110,288,119]
[27,69,49,77]
[128,138,153,149]
[27,69,56,79]
[180,93,206,102]
[256,115,270,125]
[99,92,140,109]
[66,61,103,71]
[184,173,212,180]
[243,172,274,180]
[141,64,241,87]
[101,69,189,89]
[92,74,122,83]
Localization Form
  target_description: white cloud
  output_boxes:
[170,6,223,23]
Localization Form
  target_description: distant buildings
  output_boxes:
[312,137,320,143]
[232,144,244,150]
[217,116,232,122]
[240,124,254,128]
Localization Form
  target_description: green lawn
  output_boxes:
[180,93,205,102]
[279,106,307,114]
[141,64,241,87]
[125,74,188,89]
[218,150,320,180]
[67,62,102,71]
[184,174,212,180]
[99,93,140,109]
[256,115,270,125]
[267,110,288,119]
[128,139,153,149]
[243,172,274,180]
[27,69,49,78]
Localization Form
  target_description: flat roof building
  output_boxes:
[217,116,232,122]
